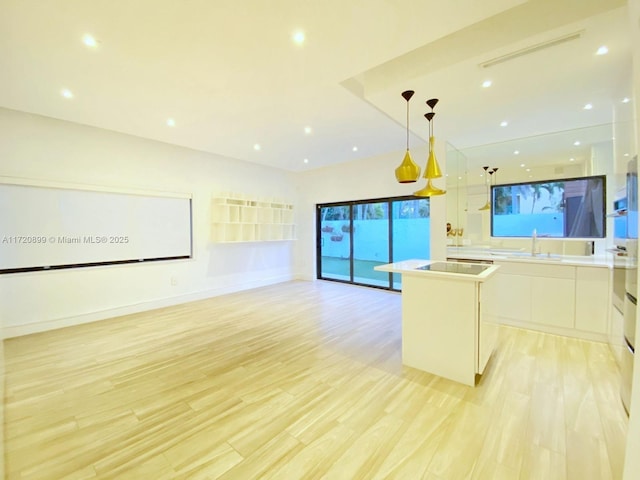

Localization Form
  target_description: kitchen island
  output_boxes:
[375,259,500,386]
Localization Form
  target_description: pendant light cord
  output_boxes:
[406,102,410,150]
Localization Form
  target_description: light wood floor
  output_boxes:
[3,280,629,479]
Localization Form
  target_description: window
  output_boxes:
[491,175,606,238]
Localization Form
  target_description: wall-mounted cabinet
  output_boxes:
[211,193,295,243]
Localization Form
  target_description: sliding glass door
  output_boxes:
[391,198,430,289]
[352,201,390,287]
[318,205,352,281]
[317,196,430,290]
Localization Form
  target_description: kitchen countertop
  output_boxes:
[374,259,500,281]
[446,247,611,268]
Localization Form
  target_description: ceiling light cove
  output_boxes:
[482,80,492,88]
[61,88,73,99]
[596,45,609,55]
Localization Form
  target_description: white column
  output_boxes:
[623,1,640,478]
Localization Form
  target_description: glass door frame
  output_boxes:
[316,194,429,291]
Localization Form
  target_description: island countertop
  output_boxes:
[374,259,500,281]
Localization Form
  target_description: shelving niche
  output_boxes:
[211,193,296,243]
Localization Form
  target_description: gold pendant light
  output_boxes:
[414,99,445,197]
[395,90,421,183]
[478,166,498,210]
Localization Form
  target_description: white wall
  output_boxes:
[624,0,640,477]
[293,143,448,281]
[0,108,298,337]
[0,107,450,332]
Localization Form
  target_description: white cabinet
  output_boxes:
[479,273,500,372]
[529,263,576,329]
[493,261,576,329]
[211,193,296,243]
[609,305,625,366]
[491,271,531,323]
[531,276,575,328]
[575,266,610,334]
[402,275,479,386]
[486,260,609,341]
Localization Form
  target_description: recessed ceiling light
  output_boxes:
[458,176,462,180]
[624,153,630,157]
[166,118,176,127]
[526,168,531,172]
[482,80,492,88]
[520,163,525,167]
[569,157,575,162]
[583,103,593,110]
[622,97,631,103]
[303,158,309,164]
[596,45,609,55]
[83,34,98,48]
[61,88,73,99]
[500,121,508,127]
[292,30,305,45]
[304,126,312,134]
[573,140,581,146]
[352,146,358,152]
[253,144,261,151]
[513,150,520,155]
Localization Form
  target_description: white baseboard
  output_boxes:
[294,272,316,281]
[497,317,608,343]
[3,274,295,338]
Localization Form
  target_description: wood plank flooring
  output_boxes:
[3,280,629,479]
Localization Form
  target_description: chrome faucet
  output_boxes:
[531,228,537,256]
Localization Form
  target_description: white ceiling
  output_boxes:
[0,0,633,174]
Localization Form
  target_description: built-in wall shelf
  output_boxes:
[211,193,296,243]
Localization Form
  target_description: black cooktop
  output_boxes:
[415,262,489,275]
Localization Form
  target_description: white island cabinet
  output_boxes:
[375,260,500,386]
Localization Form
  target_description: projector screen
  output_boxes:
[0,183,192,274]
[491,175,606,239]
